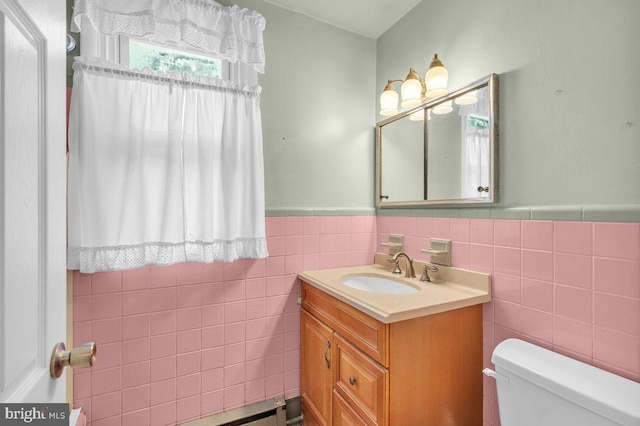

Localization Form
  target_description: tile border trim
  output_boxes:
[265,205,640,222]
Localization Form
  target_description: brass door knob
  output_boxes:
[50,342,97,379]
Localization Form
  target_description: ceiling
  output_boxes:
[262,0,422,39]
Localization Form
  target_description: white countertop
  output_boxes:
[298,256,492,324]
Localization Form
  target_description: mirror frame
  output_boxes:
[376,73,499,207]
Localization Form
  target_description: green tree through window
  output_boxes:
[129,40,222,78]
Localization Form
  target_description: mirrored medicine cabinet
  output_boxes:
[376,73,499,207]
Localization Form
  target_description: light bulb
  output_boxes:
[432,100,453,115]
[409,109,425,121]
[401,68,423,108]
[401,79,422,108]
[379,81,399,116]
[425,54,448,100]
[455,90,478,105]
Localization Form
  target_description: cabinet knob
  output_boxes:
[349,376,357,386]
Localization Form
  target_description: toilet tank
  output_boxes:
[484,339,640,426]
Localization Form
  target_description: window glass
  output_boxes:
[129,40,223,79]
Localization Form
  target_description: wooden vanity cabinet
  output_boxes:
[300,282,483,426]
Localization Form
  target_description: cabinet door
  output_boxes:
[301,309,334,426]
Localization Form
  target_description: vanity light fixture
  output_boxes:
[379,54,449,117]
[409,108,431,122]
[379,80,400,116]
[400,68,424,108]
[455,90,478,105]
[425,54,448,99]
[409,110,422,121]
[432,100,453,115]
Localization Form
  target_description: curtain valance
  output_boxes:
[71,0,266,73]
[68,57,268,273]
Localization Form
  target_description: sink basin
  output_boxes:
[341,275,420,295]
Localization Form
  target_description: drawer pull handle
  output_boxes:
[324,340,331,369]
[349,376,357,386]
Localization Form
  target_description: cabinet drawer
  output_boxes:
[333,390,368,426]
[301,282,389,366]
[333,334,388,426]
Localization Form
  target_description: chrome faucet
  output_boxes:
[388,252,416,278]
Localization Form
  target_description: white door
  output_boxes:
[0,0,67,403]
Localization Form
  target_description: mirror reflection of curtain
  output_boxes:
[461,131,490,198]
[459,88,490,198]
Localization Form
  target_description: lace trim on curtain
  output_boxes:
[73,56,262,96]
[71,0,266,73]
[68,238,269,273]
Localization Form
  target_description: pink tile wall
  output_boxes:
[72,216,377,426]
[74,215,638,426]
[378,217,640,426]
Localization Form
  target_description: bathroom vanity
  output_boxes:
[299,257,491,425]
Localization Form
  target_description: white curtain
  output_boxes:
[460,132,490,199]
[68,57,268,273]
[71,0,266,73]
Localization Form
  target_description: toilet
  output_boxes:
[483,339,640,426]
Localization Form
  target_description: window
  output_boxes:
[78,17,256,86]
[123,39,229,80]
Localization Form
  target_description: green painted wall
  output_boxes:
[220,0,377,211]
[68,1,640,220]
[377,0,640,211]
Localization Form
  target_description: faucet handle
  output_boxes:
[388,258,402,274]
[420,264,439,282]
